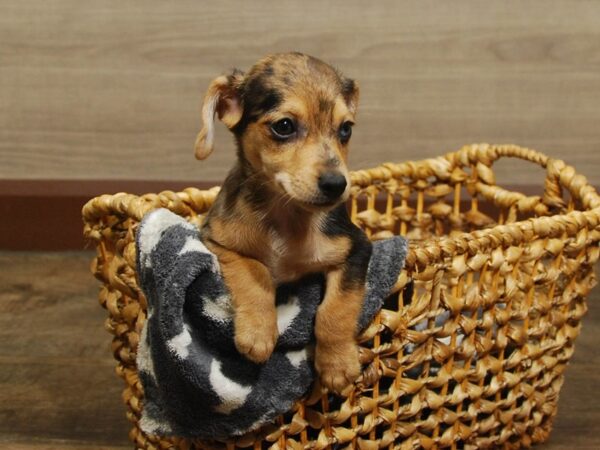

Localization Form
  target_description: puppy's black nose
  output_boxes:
[318,172,347,200]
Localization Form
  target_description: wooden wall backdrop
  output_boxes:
[2,1,600,249]
[2,0,600,185]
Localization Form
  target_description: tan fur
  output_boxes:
[206,196,351,283]
[197,53,365,392]
[315,269,365,392]
[239,100,354,204]
[205,241,278,363]
[194,74,243,160]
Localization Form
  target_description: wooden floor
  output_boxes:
[0,252,598,449]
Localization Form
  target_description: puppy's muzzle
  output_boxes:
[318,171,347,202]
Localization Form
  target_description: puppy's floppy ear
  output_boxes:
[341,78,359,115]
[194,70,244,160]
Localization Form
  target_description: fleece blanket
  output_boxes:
[135,208,408,439]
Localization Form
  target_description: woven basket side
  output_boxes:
[328,234,597,449]
[82,144,600,450]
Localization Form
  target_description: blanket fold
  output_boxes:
[136,208,407,439]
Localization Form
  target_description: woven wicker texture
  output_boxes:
[82,144,600,450]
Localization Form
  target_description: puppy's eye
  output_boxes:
[270,118,296,139]
[339,121,353,142]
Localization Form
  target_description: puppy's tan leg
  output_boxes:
[213,246,278,363]
[315,269,364,393]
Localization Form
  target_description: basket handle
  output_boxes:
[458,144,600,213]
[543,158,600,211]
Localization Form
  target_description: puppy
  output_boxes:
[194,52,372,393]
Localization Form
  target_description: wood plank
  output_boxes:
[0,179,217,197]
[1,1,600,183]
[0,442,129,450]
[0,252,130,446]
[0,180,219,251]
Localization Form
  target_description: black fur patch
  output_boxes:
[227,68,244,84]
[219,164,245,218]
[205,160,272,226]
[327,157,340,168]
[233,74,282,134]
[342,233,372,291]
[319,97,333,113]
[263,62,274,77]
[241,175,272,211]
[341,78,356,103]
[321,203,354,237]
[320,204,372,291]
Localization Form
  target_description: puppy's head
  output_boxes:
[195,52,359,209]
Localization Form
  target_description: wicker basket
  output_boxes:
[83,144,600,450]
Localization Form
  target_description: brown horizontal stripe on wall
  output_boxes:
[0,180,217,251]
[0,179,218,197]
[0,179,551,251]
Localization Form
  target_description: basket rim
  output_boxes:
[82,143,600,273]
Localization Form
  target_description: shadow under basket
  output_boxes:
[82,144,600,450]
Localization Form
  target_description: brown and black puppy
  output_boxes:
[194,52,372,393]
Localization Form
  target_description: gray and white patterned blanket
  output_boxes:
[135,208,408,439]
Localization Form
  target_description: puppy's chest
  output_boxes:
[267,227,349,283]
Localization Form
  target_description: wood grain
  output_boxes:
[0,252,130,446]
[0,251,598,449]
[1,1,600,184]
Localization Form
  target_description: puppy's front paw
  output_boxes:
[234,309,278,363]
[315,343,361,393]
